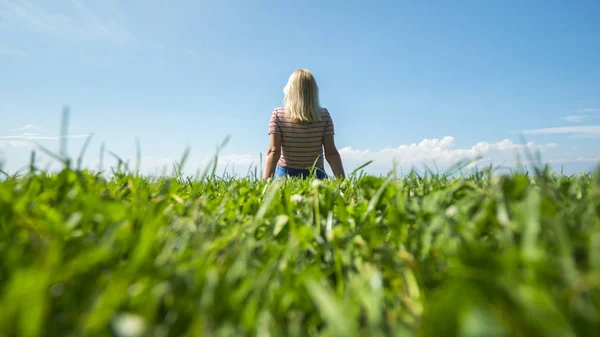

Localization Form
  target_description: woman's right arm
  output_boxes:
[323,134,345,179]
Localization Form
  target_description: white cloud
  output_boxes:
[196,153,262,176]
[0,46,26,56]
[561,115,587,123]
[199,154,261,168]
[578,108,600,113]
[338,137,557,171]
[0,134,90,141]
[218,154,258,166]
[0,0,134,43]
[0,131,91,149]
[558,109,600,125]
[113,154,260,177]
[521,125,600,135]
[137,156,173,174]
[568,134,600,140]
[2,141,33,148]
[11,124,43,132]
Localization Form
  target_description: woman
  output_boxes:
[263,69,345,180]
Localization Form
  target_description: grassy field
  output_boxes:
[1,154,599,336]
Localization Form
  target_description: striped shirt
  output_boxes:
[268,107,335,169]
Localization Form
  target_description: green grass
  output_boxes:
[0,153,599,336]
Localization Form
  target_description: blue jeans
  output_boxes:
[274,165,327,180]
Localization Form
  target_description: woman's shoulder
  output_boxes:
[272,106,285,115]
[272,106,330,120]
[320,107,331,118]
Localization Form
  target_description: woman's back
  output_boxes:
[263,69,345,180]
[268,107,334,169]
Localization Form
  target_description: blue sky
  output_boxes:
[1,0,599,176]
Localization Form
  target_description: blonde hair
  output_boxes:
[283,69,321,123]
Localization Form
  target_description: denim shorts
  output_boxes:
[274,165,327,180]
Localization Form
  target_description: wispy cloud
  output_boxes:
[0,134,90,141]
[558,108,600,124]
[198,154,260,175]
[561,115,587,123]
[522,126,600,135]
[212,154,258,166]
[568,134,600,140]
[0,140,33,149]
[0,129,90,148]
[0,0,135,43]
[578,108,600,113]
[11,124,43,132]
[0,46,26,56]
[139,156,173,172]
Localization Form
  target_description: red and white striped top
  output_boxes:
[268,107,335,169]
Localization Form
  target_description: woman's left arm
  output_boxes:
[263,133,281,180]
